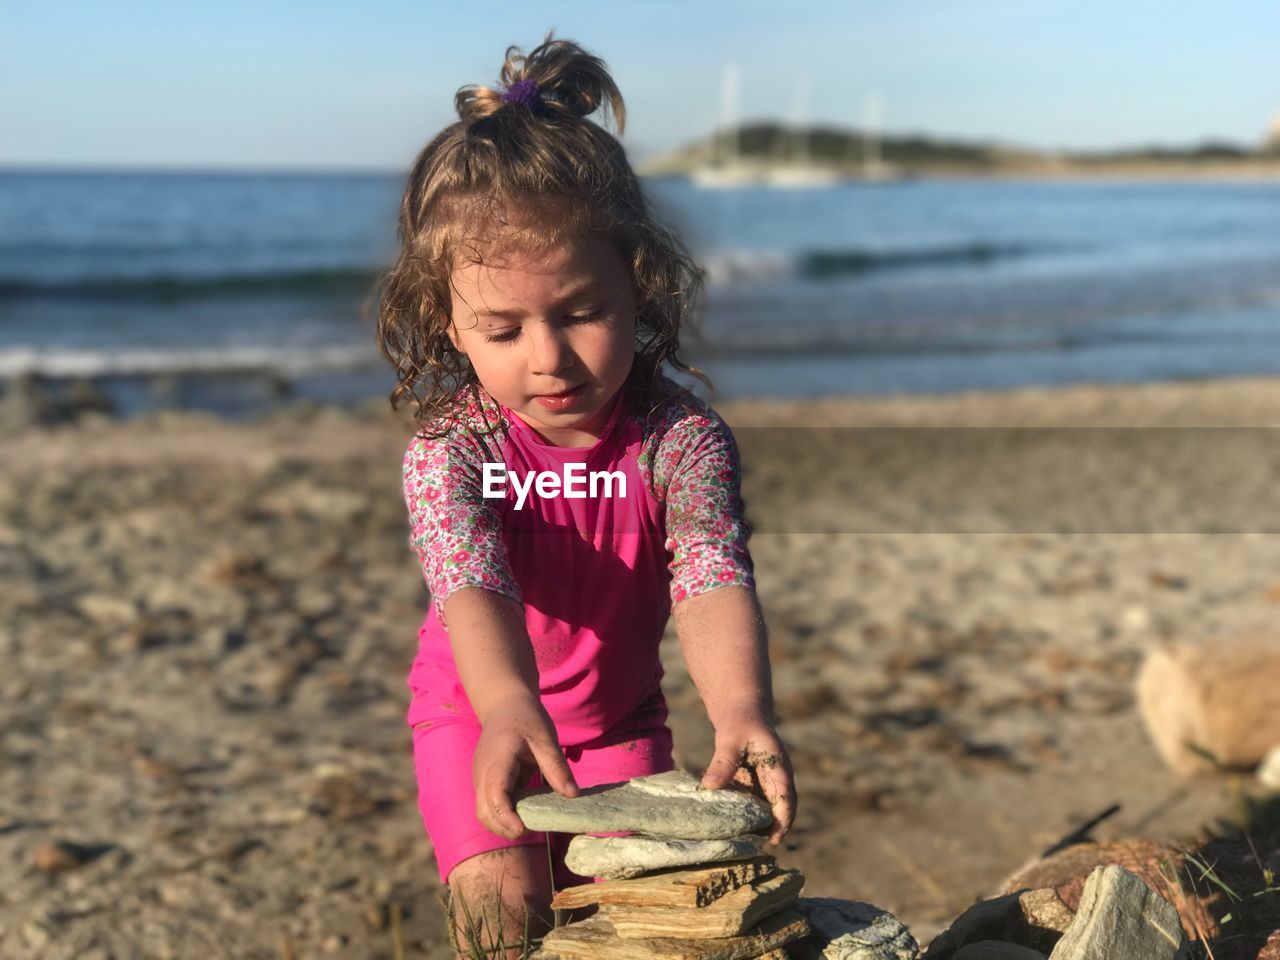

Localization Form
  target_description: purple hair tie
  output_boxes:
[502,78,545,114]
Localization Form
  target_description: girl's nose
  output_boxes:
[527,323,575,376]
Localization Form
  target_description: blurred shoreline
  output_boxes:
[10,364,1280,434]
[906,162,1280,180]
[645,162,1280,183]
[636,121,1280,182]
[10,363,1280,434]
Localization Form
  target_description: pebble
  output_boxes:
[1259,744,1280,789]
[34,840,101,875]
[77,593,140,626]
[1120,606,1151,632]
[320,933,346,953]
[132,754,182,781]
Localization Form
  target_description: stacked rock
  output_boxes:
[516,770,919,960]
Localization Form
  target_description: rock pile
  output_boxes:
[924,862,1197,960]
[515,770,920,960]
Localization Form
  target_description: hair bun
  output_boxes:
[455,32,625,134]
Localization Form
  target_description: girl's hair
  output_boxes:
[375,32,711,436]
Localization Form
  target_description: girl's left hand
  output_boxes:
[699,715,796,846]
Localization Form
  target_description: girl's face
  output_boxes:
[446,232,637,448]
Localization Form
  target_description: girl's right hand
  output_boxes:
[473,693,580,838]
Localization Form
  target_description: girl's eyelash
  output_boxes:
[482,308,605,344]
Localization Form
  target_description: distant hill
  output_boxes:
[637,122,1279,179]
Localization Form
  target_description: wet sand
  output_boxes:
[4,376,1280,957]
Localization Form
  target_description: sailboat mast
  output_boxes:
[794,77,810,169]
[722,63,741,169]
[863,92,882,175]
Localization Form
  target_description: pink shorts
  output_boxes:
[412,711,674,887]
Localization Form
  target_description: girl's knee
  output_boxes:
[446,846,552,958]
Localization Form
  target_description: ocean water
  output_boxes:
[2,168,1279,417]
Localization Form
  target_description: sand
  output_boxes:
[3,376,1280,958]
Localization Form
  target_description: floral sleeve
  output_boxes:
[652,406,756,607]
[402,430,521,622]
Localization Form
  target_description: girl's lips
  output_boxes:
[534,383,586,410]
[537,384,584,398]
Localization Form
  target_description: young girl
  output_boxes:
[376,34,796,956]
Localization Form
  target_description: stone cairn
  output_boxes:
[514,770,920,960]
[515,771,1217,959]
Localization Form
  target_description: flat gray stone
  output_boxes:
[515,770,773,839]
[564,834,765,879]
[791,897,920,960]
[1047,865,1190,960]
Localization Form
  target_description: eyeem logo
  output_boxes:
[483,462,627,511]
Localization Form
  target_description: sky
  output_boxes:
[3,0,1279,171]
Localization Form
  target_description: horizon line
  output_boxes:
[1,124,1269,176]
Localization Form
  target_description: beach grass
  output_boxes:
[445,882,544,960]
[1155,787,1280,959]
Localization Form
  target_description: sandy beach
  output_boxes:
[4,375,1280,958]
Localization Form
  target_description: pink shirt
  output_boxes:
[401,377,755,746]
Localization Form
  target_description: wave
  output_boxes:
[701,241,1052,285]
[0,267,382,302]
[688,330,1164,360]
[0,241,1063,300]
[0,328,1167,383]
[0,335,1071,382]
[0,343,383,379]
[802,242,1042,277]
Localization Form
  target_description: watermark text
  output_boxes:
[483,462,626,511]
